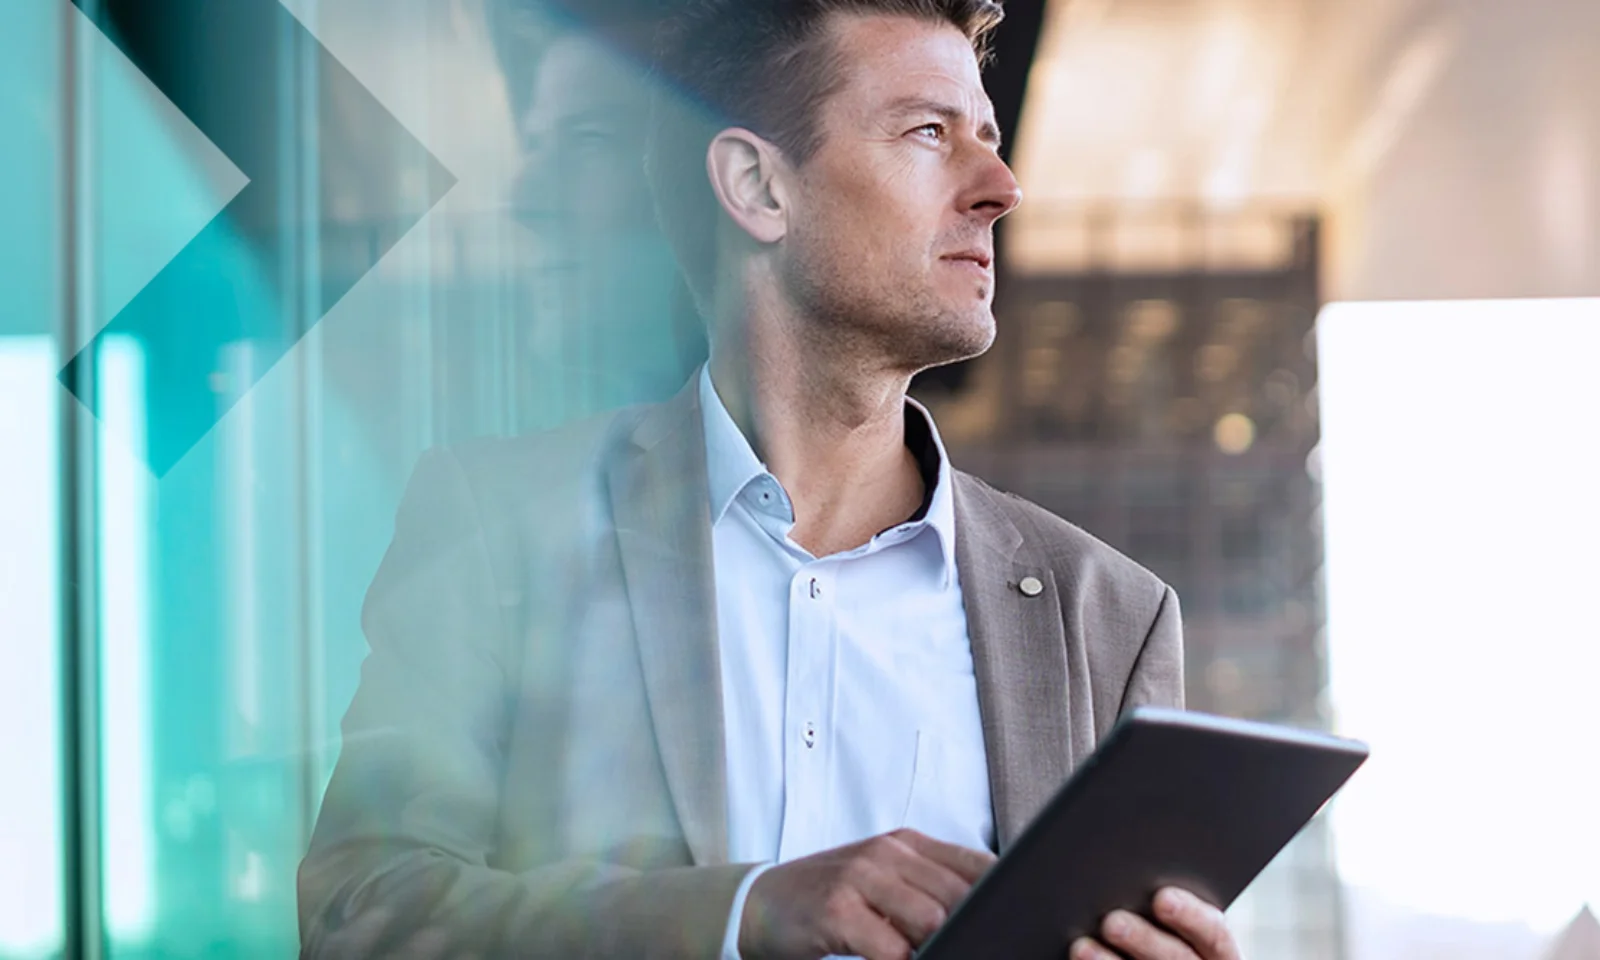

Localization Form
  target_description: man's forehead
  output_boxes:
[825,11,990,104]
[530,34,652,118]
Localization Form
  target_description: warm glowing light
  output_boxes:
[1212,412,1256,454]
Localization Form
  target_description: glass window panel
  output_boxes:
[0,2,65,957]
[0,339,66,960]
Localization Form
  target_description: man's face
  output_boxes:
[512,33,657,269]
[778,13,1022,371]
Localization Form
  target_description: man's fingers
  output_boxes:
[850,856,954,946]
[1099,909,1199,960]
[890,828,997,884]
[897,854,973,914]
[868,833,974,911]
[829,888,916,960]
[1073,889,1241,960]
[743,832,1001,960]
[1070,936,1126,960]
[1152,888,1238,960]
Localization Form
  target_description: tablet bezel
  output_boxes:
[915,707,1368,958]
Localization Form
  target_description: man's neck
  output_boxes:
[708,320,927,559]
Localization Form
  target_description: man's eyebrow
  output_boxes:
[884,96,1003,147]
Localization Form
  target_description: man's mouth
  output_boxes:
[941,250,994,271]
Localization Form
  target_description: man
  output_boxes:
[299,1,1244,958]
[490,0,708,427]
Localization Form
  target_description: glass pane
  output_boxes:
[0,2,65,958]
[15,1,1596,958]
[74,3,306,954]
[0,338,65,960]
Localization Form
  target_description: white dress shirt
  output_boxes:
[700,367,993,959]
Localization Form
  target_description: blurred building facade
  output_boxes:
[924,208,1339,959]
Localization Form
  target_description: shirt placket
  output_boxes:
[777,560,837,861]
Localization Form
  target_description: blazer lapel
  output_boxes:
[606,381,729,866]
[952,474,1073,851]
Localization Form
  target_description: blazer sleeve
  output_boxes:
[1118,584,1186,712]
[297,448,754,959]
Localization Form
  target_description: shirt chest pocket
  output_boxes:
[898,729,995,853]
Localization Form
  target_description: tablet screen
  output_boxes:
[918,708,1368,959]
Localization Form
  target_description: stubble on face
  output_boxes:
[782,206,997,374]
[774,14,1011,376]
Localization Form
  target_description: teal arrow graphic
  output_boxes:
[60,0,456,475]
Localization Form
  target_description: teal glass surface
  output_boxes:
[77,3,299,955]
[0,3,65,959]
[4,2,706,956]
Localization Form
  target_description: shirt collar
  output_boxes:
[698,364,959,585]
[701,365,771,527]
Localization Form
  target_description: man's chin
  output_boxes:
[904,310,995,371]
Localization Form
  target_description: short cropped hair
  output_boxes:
[484,0,674,123]
[646,0,1005,316]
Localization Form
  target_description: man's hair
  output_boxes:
[485,0,674,123]
[646,0,1006,316]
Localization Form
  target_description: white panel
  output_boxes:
[0,338,65,958]
[1319,298,1600,943]
[98,335,156,943]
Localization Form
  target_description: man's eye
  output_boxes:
[911,123,945,142]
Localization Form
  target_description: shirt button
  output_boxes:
[809,578,821,600]
[803,722,817,748]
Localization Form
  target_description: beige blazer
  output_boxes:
[298,379,1184,958]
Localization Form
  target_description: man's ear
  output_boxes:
[705,128,790,245]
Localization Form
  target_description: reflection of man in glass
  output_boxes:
[491,0,707,424]
[301,2,1243,959]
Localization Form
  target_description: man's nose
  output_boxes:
[512,141,565,230]
[963,149,1023,223]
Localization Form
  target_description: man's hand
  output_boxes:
[1070,887,1242,960]
[737,828,996,960]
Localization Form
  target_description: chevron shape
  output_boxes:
[59,0,456,475]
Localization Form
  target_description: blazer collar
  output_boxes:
[951,474,1074,850]
[606,377,730,865]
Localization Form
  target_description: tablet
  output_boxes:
[917,707,1369,959]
